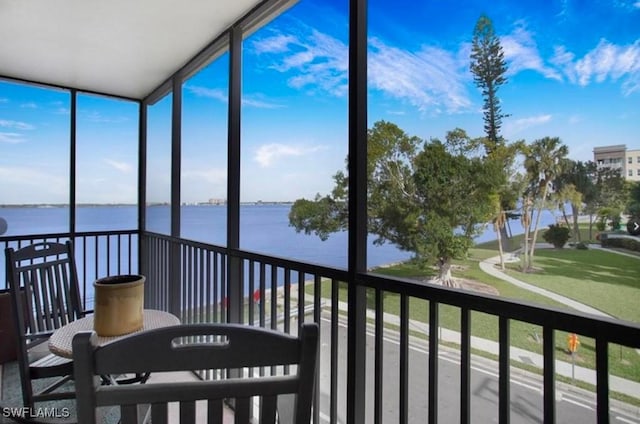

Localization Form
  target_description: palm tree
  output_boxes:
[523,137,569,270]
[555,160,596,242]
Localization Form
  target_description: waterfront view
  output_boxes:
[1,0,639,422]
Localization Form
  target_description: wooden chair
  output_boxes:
[5,241,85,409]
[72,323,319,424]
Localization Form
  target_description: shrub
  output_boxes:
[601,236,640,252]
[575,241,589,250]
[542,224,571,248]
[610,215,622,230]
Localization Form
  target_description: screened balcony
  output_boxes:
[1,1,639,423]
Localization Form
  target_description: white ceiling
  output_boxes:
[0,0,272,100]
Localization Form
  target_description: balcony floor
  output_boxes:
[1,357,236,423]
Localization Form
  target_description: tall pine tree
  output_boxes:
[470,15,508,154]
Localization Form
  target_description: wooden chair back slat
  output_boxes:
[5,240,83,408]
[73,323,319,424]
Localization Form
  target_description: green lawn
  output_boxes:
[504,248,640,323]
[316,242,640,394]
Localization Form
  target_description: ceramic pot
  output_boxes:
[93,274,145,336]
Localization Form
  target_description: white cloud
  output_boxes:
[242,97,286,109]
[185,85,284,109]
[185,85,227,102]
[253,29,471,113]
[501,23,562,80]
[20,102,37,109]
[182,167,226,184]
[0,132,25,143]
[180,167,227,203]
[80,111,128,124]
[250,20,640,116]
[503,114,552,135]
[568,114,582,124]
[0,119,35,130]
[104,159,132,173]
[252,34,298,54]
[369,40,471,113]
[252,30,349,97]
[550,46,578,83]
[553,39,640,95]
[254,143,326,167]
[0,166,67,203]
[635,1,640,8]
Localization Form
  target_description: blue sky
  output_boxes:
[1,0,639,204]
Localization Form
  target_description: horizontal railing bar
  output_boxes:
[142,232,349,282]
[143,231,227,255]
[230,248,349,282]
[0,229,137,243]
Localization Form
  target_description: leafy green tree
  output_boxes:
[470,14,508,154]
[410,139,503,285]
[588,167,628,233]
[523,136,569,270]
[289,121,419,241]
[627,181,640,219]
[557,160,597,241]
[289,121,504,287]
[552,182,582,239]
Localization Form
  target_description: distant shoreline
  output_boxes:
[0,202,295,208]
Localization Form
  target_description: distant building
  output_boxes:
[593,144,640,182]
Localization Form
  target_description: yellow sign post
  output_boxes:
[567,333,580,354]
[567,333,580,381]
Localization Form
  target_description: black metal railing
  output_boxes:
[360,272,640,424]
[2,230,639,423]
[1,230,138,310]
[141,232,349,424]
[141,232,640,424]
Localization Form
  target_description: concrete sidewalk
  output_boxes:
[478,250,610,317]
[476,245,640,398]
[328,298,640,402]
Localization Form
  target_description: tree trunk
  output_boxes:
[499,224,511,252]
[571,203,581,242]
[495,223,505,270]
[528,182,549,269]
[436,258,460,288]
[589,214,594,240]
[560,203,570,228]
[521,197,532,272]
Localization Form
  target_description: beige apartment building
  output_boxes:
[593,144,640,181]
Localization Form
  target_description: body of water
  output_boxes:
[1,204,558,304]
[0,203,559,269]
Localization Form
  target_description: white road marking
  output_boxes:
[562,396,594,410]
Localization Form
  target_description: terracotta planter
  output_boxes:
[93,275,145,337]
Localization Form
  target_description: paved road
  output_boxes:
[316,314,640,424]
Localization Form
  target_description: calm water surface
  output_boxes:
[0,204,557,304]
[0,203,558,268]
